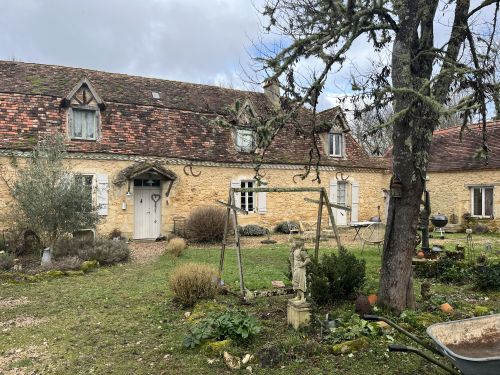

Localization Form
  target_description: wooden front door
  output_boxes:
[134,187,162,239]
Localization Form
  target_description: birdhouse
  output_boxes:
[390,176,403,198]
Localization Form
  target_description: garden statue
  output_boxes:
[289,238,311,304]
[287,238,312,330]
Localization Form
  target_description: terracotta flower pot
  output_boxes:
[416,251,425,259]
[440,303,454,315]
[367,294,378,306]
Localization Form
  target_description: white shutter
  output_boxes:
[329,178,338,226]
[231,180,241,208]
[351,181,359,223]
[257,183,267,214]
[96,174,109,216]
[330,179,338,204]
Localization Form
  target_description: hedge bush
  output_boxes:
[0,252,14,270]
[474,263,500,291]
[239,224,268,236]
[308,247,366,305]
[169,263,220,306]
[53,237,129,265]
[186,206,230,243]
[274,221,299,234]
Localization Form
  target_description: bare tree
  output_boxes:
[241,0,500,312]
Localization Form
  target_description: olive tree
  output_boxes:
[247,0,499,312]
[8,136,99,251]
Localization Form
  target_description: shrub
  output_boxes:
[108,228,123,240]
[308,247,366,305]
[186,206,230,243]
[275,221,299,234]
[414,258,473,284]
[474,263,500,291]
[0,252,14,270]
[52,237,94,258]
[52,237,129,265]
[166,237,187,257]
[53,256,83,271]
[169,263,220,306]
[473,223,489,234]
[184,309,261,348]
[239,224,268,236]
[77,239,130,265]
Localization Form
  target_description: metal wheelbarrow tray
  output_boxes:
[426,314,500,375]
[363,313,500,375]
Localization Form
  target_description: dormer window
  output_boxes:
[329,132,343,157]
[235,128,256,152]
[234,99,258,153]
[62,77,104,141]
[71,108,98,140]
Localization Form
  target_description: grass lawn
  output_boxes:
[0,234,499,374]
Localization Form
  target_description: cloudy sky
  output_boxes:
[0,0,497,112]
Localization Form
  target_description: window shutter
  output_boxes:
[68,109,74,137]
[257,183,267,214]
[329,179,338,204]
[351,181,359,223]
[96,174,109,216]
[231,180,241,208]
[329,178,338,226]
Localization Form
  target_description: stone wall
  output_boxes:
[0,155,390,239]
[427,170,500,231]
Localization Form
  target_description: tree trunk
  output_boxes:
[378,2,436,313]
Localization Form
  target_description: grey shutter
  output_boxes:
[68,108,74,137]
[96,174,109,216]
[231,179,241,208]
[351,181,359,223]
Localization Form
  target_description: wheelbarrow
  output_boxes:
[363,314,500,375]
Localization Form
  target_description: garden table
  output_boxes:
[350,221,378,240]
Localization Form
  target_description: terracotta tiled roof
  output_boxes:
[384,121,500,172]
[0,60,387,170]
[428,121,500,171]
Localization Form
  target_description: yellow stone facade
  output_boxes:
[0,155,390,239]
[427,170,500,231]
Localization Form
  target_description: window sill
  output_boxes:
[470,216,494,220]
[70,138,98,142]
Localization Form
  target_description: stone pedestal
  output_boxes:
[287,300,311,330]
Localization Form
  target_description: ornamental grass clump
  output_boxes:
[186,206,231,243]
[169,263,220,306]
[166,237,187,257]
[0,252,14,270]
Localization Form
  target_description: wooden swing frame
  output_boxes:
[217,186,347,296]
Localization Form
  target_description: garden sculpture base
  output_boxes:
[287,300,311,330]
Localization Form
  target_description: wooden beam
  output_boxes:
[215,200,249,215]
[314,190,323,260]
[304,197,352,211]
[321,188,342,250]
[234,187,323,193]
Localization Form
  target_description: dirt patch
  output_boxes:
[0,316,48,332]
[0,297,29,309]
[129,241,166,264]
[0,345,51,375]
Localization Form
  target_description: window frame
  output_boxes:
[240,180,255,212]
[69,107,99,141]
[235,128,256,153]
[470,186,494,218]
[328,132,343,157]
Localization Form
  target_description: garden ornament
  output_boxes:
[289,238,311,304]
[41,247,52,267]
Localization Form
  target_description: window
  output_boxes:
[71,108,98,140]
[471,187,494,217]
[329,133,343,157]
[235,128,256,152]
[337,182,347,206]
[240,180,254,212]
[75,174,94,209]
[134,178,161,187]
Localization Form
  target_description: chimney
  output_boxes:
[263,78,280,108]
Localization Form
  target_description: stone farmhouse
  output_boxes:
[426,123,500,230]
[0,61,497,239]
